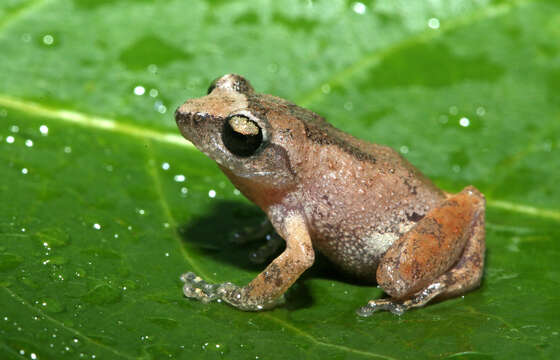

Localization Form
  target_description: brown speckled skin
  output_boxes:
[175,74,486,315]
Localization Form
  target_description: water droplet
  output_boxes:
[174,174,186,182]
[30,352,37,359]
[161,162,170,170]
[34,228,70,248]
[149,89,158,98]
[201,342,229,355]
[147,64,158,74]
[39,125,49,135]
[180,187,188,195]
[352,2,366,14]
[6,135,15,144]
[37,297,65,313]
[459,117,470,127]
[25,139,33,147]
[133,86,145,96]
[233,189,241,196]
[74,269,86,278]
[42,34,54,45]
[10,125,19,133]
[93,223,101,230]
[64,146,72,153]
[344,101,353,111]
[476,106,486,116]
[154,101,167,114]
[137,209,145,215]
[21,168,28,175]
[321,84,331,94]
[449,106,458,115]
[452,165,461,173]
[208,190,216,198]
[399,145,409,154]
[428,18,440,29]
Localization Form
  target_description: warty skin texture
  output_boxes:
[175,74,485,315]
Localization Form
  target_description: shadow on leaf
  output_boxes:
[176,200,367,310]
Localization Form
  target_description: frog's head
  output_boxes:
[175,74,304,193]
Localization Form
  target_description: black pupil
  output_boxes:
[222,116,263,157]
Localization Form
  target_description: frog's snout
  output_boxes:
[175,101,204,126]
[175,100,195,126]
[175,106,209,138]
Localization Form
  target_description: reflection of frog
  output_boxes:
[175,74,485,316]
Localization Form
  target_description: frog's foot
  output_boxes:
[356,282,445,317]
[249,233,284,264]
[180,272,283,311]
[228,218,272,245]
[180,272,224,304]
[357,298,407,317]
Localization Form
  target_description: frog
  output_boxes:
[174,74,485,316]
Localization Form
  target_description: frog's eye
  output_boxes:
[222,115,263,157]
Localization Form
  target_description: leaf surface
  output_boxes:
[1,0,559,359]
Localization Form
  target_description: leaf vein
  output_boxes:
[3,287,137,360]
[295,0,534,107]
[263,314,398,359]
[0,94,194,148]
[487,199,560,222]
[0,0,48,35]
[145,144,210,279]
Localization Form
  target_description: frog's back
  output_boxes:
[296,112,446,278]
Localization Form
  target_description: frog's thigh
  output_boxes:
[377,186,485,301]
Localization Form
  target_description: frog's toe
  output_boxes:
[356,298,407,317]
[180,272,220,303]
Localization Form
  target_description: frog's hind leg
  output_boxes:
[357,186,485,316]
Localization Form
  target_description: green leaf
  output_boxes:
[1,0,559,359]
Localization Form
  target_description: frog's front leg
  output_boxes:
[181,213,314,311]
[358,186,485,316]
